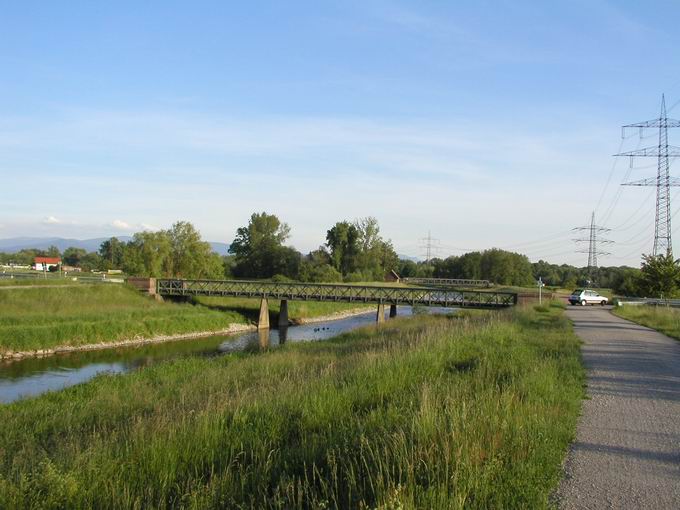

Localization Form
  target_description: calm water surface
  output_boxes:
[0,306,455,404]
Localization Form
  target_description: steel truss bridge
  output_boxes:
[402,277,491,288]
[156,279,517,329]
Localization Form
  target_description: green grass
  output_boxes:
[0,304,584,509]
[0,286,374,353]
[613,304,680,340]
[0,286,246,353]
[0,278,81,286]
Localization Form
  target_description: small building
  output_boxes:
[33,257,61,271]
[384,270,401,283]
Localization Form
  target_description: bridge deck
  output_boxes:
[156,279,516,309]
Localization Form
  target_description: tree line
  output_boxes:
[4,212,678,296]
[0,214,400,282]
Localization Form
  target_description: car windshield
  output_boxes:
[571,289,583,295]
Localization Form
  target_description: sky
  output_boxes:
[2,0,680,266]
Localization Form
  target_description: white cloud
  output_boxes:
[43,216,61,225]
[140,223,159,231]
[111,219,132,230]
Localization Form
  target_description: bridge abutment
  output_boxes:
[258,298,270,330]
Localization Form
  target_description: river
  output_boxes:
[0,306,454,404]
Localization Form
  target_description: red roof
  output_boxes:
[34,257,61,264]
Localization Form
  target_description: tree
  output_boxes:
[355,217,381,253]
[62,247,87,267]
[99,237,125,270]
[398,259,418,277]
[326,221,360,274]
[123,231,172,277]
[120,222,223,279]
[639,253,680,297]
[230,212,294,278]
[300,248,341,282]
[611,267,643,297]
[168,221,222,279]
[80,252,103,272]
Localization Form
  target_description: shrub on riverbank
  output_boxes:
[0,304,583,508]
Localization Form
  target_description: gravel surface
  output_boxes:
[555,306,680,509]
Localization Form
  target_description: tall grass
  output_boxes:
[613,304,680,340]
[0,304,583,508]
[0,286,245,353]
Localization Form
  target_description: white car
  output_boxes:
[568,289,608,306]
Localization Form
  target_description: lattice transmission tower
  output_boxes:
[573,212,613,281]
[420,231,440,263]
[615,95,680,257]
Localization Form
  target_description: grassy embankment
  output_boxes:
[0,278,83,287]
[0,286,369,354]
[0,303,583,509]
[613,304,680,340]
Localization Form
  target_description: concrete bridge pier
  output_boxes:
[389,304,397,318]
[376,302,386,323]
[279,299,289,327]
[258,297,270,330]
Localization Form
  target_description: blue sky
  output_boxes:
[2,1,680,265]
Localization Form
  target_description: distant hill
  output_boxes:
[208,242,231,255]
[0,237,231,255]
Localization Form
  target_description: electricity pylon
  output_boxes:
[420,231,439,263]
[615,95,680,257]
[573,212,613,282]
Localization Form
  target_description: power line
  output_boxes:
[615,94,680,257]
[419,231,440,263]
[573,211,613,281]
[607,187,656,231]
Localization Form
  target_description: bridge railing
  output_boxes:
[156,279,517,308]
[402,277,491,288]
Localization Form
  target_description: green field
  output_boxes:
[613,304,680,340]
[0,286,369,354]
[0,303,584,508]
[0,278,84,287]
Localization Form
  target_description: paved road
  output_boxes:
[556,306,680,509]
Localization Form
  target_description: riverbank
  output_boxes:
[0,323,257,361]
[0,303,584,508]
[613,304,680,340]
[0,286,374,360]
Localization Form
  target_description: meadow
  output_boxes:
[0,303,584,509]
[613,304,680,340]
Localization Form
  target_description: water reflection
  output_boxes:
[1,306,454,404]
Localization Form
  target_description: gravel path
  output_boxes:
[555,306,680,509]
